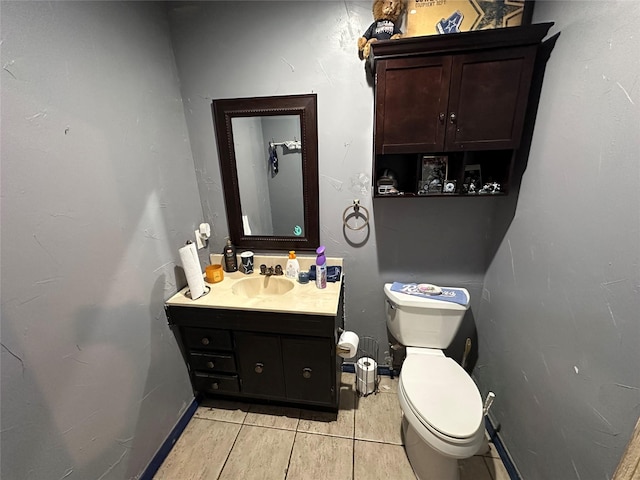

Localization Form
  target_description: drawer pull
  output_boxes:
[211,382,219,390]
[201,337,210,346]
[450,112,457,124]
[206,361,215,369]
[255,363,264,374]
[302,368,312,379]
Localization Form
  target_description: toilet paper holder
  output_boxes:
[356,336,379,397]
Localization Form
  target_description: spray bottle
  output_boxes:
[315,245,327,289]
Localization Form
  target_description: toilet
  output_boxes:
[384,283,485,480]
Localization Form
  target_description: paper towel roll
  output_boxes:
[337,331,359,359]
[356,356,377,395]
[179,242,205,300]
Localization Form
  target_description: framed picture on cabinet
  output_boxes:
[463,164,482,194]
[419,155,448,194]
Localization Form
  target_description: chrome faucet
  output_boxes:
[259,264,283,276]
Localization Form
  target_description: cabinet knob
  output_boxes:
[439,112,445,123]
[450,113,457,124]
[201,337,210,346]
[206,361,215,369]
[211,382,219,390]
[302,368,312,379]
[255,363,264,374]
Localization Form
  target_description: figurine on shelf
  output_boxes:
[479,182,501,194]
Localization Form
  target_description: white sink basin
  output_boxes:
[231,276,295,298]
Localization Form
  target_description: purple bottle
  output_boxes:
[315,245,327,289]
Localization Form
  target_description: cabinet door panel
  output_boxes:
[235,332,286,398]
[376,57,451,154]
[446,47,536,150]
[282,337,332,405]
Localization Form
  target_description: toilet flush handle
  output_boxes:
[386,299,396,310]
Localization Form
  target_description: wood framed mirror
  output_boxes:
[212,94,319,251]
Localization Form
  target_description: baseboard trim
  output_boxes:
[485,415,522,480]
[139,396,199,480]
[341,362,396,377]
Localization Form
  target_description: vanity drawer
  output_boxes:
[183,327,232,351]
[189,352,236,373]
[194,372,240,394]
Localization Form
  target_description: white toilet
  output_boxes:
[384,283,485,480]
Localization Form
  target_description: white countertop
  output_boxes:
[165,254,344,316]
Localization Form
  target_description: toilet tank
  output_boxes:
[384,283,470,349]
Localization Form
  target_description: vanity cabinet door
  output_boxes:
[234,332,286,398]
[282,337,333,405]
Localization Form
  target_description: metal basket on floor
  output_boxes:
[356,336,379,396]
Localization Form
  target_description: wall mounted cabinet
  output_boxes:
[370,23,553,197]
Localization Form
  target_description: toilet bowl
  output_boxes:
[399,348,484,479]
[384,283,485,480]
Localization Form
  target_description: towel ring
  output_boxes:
[342,200,370,231]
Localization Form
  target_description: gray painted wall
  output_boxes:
[167,1,499,371]
[3,1,638,479]
[476,2,640,479]
[1,2,202,479]
[261,116,304,237]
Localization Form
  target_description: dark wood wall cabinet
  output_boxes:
[165,287,344,411]
[370,23,553,197]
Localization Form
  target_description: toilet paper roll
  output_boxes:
[179,242,205,300]
[337,331,359,359]
[356,356,377,395]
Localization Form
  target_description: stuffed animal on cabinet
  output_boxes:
[358,0,405,59]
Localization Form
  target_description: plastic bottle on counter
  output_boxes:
[286,251,300,279]
[222,237,238,272]
[315,245,327,289]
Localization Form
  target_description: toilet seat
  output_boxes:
[400,353,483,443]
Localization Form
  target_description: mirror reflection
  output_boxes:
[212,94,319,251]
[232,115,304,237]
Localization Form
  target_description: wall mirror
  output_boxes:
[212,94,319,251]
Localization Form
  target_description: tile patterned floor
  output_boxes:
[154,373,511,480]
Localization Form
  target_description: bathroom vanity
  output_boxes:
[165,256,344,411]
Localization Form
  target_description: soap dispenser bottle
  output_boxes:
[286,251,300,279]
[222,237,237,272]
[315,245,327,289]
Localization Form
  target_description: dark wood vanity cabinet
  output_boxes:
[370,23,553,197]
[235,333,333,405]
[165,292,343,411]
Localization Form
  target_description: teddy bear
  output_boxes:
[358,0,405,60]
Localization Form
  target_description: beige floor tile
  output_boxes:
[154,418,240,480]
[341,371,356,385]
[378,375,399,394]
[354,391,403,445]
[483,439,501,459]
[483,455,511,480]
[244,404,300,430]
[219,425,295,480]
[459,456,493,480]
[194,398,249,424]
[297,388,355,438]
[353,440,415,480]
[286,432,353,480]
